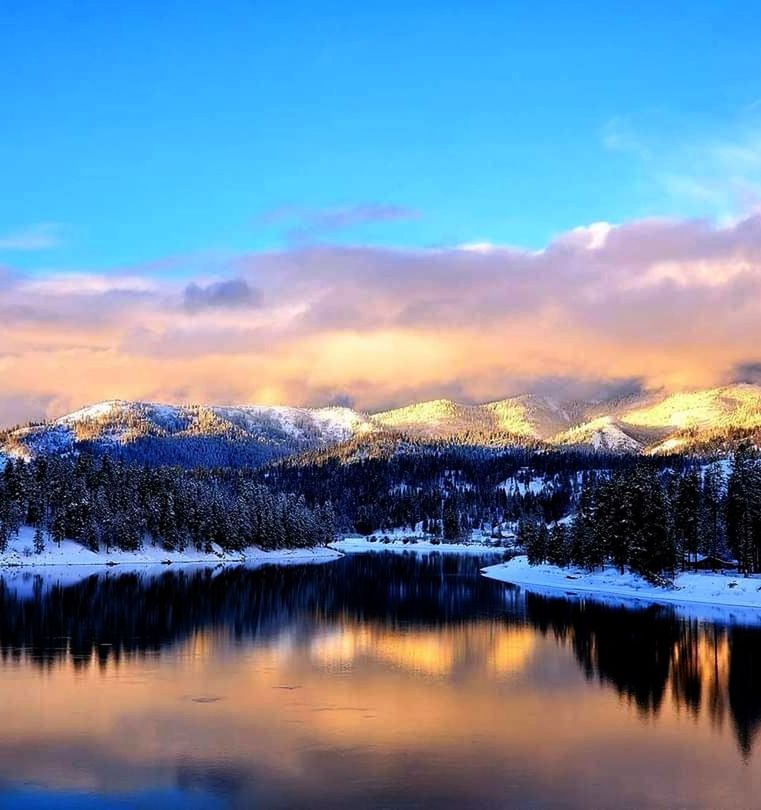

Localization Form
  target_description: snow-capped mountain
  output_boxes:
[551,416,644,453]
[1,400,374,465]
[3,383,761,465]
[371,394,576,440]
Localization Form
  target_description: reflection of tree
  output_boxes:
[0,553,512,670]
[728,627,761,759]
[702,625,728,732]
[525,592,761,758]
[5,554,761,761]
[526,596,679,715]
[671,621,702,717]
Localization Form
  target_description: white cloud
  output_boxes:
[18,273,158,295]
[602,114,761,221]
[0,223,64,251]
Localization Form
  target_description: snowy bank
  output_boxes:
[482,555,761,614]
[0,527,342,570]
[332,533,510,556]
[0,549,343,601]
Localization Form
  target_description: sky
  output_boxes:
[2,1,761,425]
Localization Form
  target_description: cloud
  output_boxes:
[0,223,64,251]
[602,114,761,221]
[602,117,651,160]
[729,361,761,386]
[20,273,157,295]
[0,393,55,426]
[4,212,761,425]
[183,278,262,312]
[258,203,419,242]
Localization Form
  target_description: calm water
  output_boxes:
[1,553,761,809]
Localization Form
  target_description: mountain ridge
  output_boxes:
[3,383,761,465]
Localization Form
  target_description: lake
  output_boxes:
[1,552,760,808]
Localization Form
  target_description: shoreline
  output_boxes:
[0,528,343,570]
[482,555,761,612]
[331,534,511,555]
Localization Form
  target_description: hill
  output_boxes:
[3,384,761,466]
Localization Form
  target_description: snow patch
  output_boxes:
[483,555,761,612]
[332,533,510,556]
[0,527,341,570]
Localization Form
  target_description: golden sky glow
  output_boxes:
[3,213,761,426]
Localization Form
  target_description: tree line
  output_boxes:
[521,447,761,579]
[264,441,656,539]
[0,454,335,554]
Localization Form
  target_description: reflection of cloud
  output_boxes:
[0,622,754,808]
[4,212,761,424]
[309,623,535,678]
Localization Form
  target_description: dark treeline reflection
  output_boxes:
[526,593,761,757]
[0,553,516,668]
[2,553,761,758]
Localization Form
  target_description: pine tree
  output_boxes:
[33,523,45,554]
[627,466,674,581]
[520,517,545,565]
[675,468,701,569]
[727,446,761,575]
[546,522,570,567]
[570,476,597,568]
[442,495,461,541]
[700,464,726,564]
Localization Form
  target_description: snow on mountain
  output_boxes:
[371,399,494,439]
[4,383,761,464]
[618,384,761,432]
[552,416,643,454]
[0,400,375,465]
[370,394,574,441]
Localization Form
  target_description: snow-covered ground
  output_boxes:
[0,527,341,569]
[332,532,511,556]
[482,555,761,617]
[0,550,342,602]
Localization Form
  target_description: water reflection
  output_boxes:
[1,554,761,808]
[524,594,761,758]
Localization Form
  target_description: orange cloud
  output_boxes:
[2,213,761,425]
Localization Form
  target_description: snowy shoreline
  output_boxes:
[482,555,761,612]
[331,534,511,556]
[0,527,342,570]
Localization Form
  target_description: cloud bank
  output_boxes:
[2,212,761,426]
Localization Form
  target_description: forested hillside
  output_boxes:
[263,443,669,538]
[0,455,335,555]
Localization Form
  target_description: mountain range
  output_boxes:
[3,383,761,466]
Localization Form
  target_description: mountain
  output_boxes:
[370,394,573,441]
[3,384,761,466]
[557,384,761,455]
[0,400,374,467]
[551,416,644,453]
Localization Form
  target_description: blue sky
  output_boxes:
[2,0,761,275]
[2,2,761,424]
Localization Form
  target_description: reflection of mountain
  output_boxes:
[525,593,761,757]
